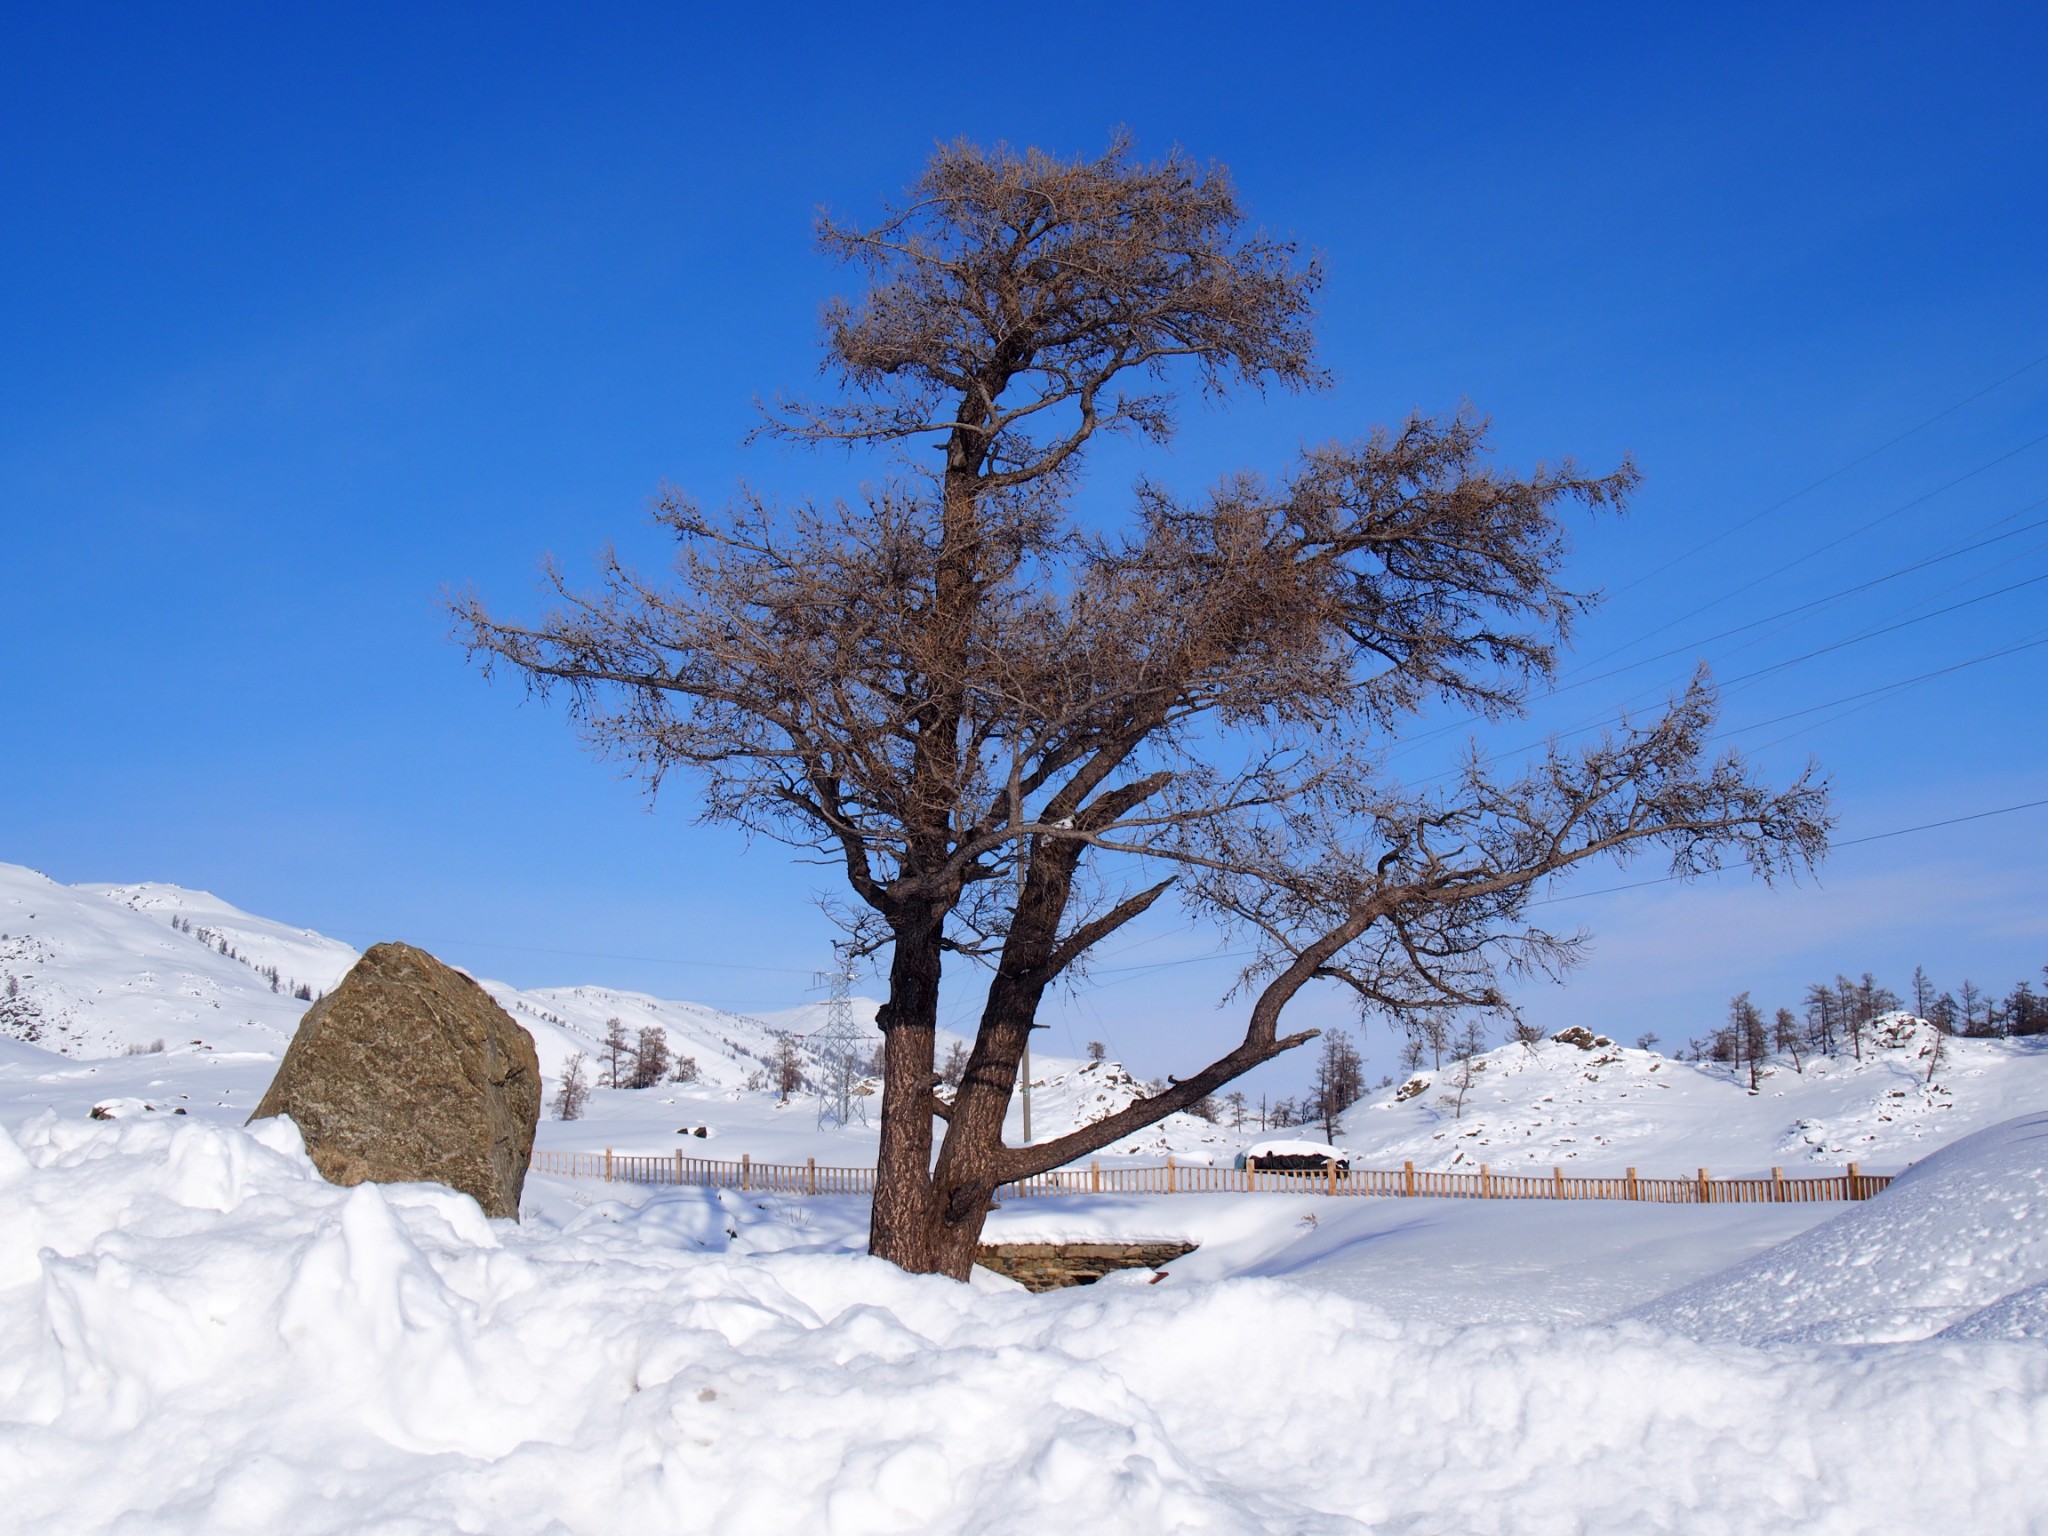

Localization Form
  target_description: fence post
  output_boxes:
[1166,1155,1176,1194]
[1697,1167,1710,1204]
[1090,1159,1101,1194]
[1626,1166,1638,1201]
[741,1153,752,1192]
[1481,1164,1491,1199]
[604,1148,613,1183]
[1771,1166,1784,1203]
[1847,1161,1861,1200]
[806,1157,817,1196]
[674,1151,683,1185]
[1328,1158,1337,1196]
[1247,1157,1258,1192]
[1403,1159,1415,1198]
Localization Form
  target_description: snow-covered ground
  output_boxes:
[2,1104,2044,1532]
[4,860,2048,1530]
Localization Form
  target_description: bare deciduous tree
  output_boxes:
[630,1025,671,1089]
[455,137,1829,1278]
[553,1053,590,1121]
[770,1034,805,1102]
[1448,1019,1489,1121]
[599,1018,630,1090]
[1310,1029,1364,1143]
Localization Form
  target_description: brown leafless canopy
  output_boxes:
[454,137,1830,1279]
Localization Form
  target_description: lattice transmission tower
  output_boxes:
[812,945,873,1129]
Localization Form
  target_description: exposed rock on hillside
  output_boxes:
[976,1240,1197,1291]
[249,942,540,1218]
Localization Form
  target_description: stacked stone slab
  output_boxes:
[975,1241,1197,1291]
[249,941,541,1219]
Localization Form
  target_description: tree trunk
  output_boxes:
[867,911,945,1271]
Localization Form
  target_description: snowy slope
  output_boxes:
[6,860,2045,1179]
[1342,1015,2048,1175]
[0,864,323,1057]
[0,861,867,1092]
[1631,1111,2048,1344]
[3,1109,2046,1534]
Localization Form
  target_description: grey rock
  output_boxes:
[250,942,540,1219]
[975,1240,1197,1291]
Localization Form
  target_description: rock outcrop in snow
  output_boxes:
[250,942,542,1220]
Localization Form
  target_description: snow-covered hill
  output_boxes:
[1346,1015,2048,1175]
[0,862,866,1093]
[5,860,2044,1177]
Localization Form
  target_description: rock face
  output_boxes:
[975,1241,1197,1291]
[249,942,540,1219]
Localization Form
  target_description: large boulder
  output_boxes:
[249,942,541,1219]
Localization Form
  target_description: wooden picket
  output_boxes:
[529,1150,1892,1205]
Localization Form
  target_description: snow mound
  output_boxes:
[1940,1280,2048,1341]
[1630,1111,2048,1344]
[4,1113,2047,1532]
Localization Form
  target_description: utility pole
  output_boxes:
[1012,746,1032,1145]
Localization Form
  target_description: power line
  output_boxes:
[1603,347,2048,602]
[1545,505,2048,703]
[1392,559,2048,794]
[1385,491,2048,764]
[1706,570,2048,692]
[317,925,815,974]
[1528,797,2048,909]
[1082,794,2048,978]
[1721,631,2048,741]
[1574,426,2048,673]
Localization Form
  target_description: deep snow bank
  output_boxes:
[3,1114,2046,1534]
[1632,1111,2048,1345]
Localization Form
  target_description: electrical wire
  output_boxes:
[1720,631,2048,741]
[1601,347,2048,603]
[1527,797,2048,909]
[1576,425,2048,670]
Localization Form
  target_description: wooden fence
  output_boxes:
[531,1149,1893,1205]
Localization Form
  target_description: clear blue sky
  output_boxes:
[5,2,2044,1089]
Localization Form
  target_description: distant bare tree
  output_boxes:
[1310,1029,1364,1143]
[1959,979,1989,1037]
[1085,1040,1107,1063]
[553,1053,590,1121]
[1773,1006,1804,1073]
[1924,1007,1950,1085]
[1929,991,1959,1038]
[1448,1019,1489,1120]
[770,1034,805,1102]
[629,1026,671,1088]
[1803,983,1837,1057]
[1508,1019,1544,1050]
[1411,1013,1452,1071]
[456,137,1829,1279]
[599,1018,630,1089]
[1727,992,1767,1090]
[670,1054,700,1084]
[939,1040,970,1087]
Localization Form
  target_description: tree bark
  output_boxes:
[867,908,945,1270]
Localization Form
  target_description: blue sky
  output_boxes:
[4,2,2044,1089]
